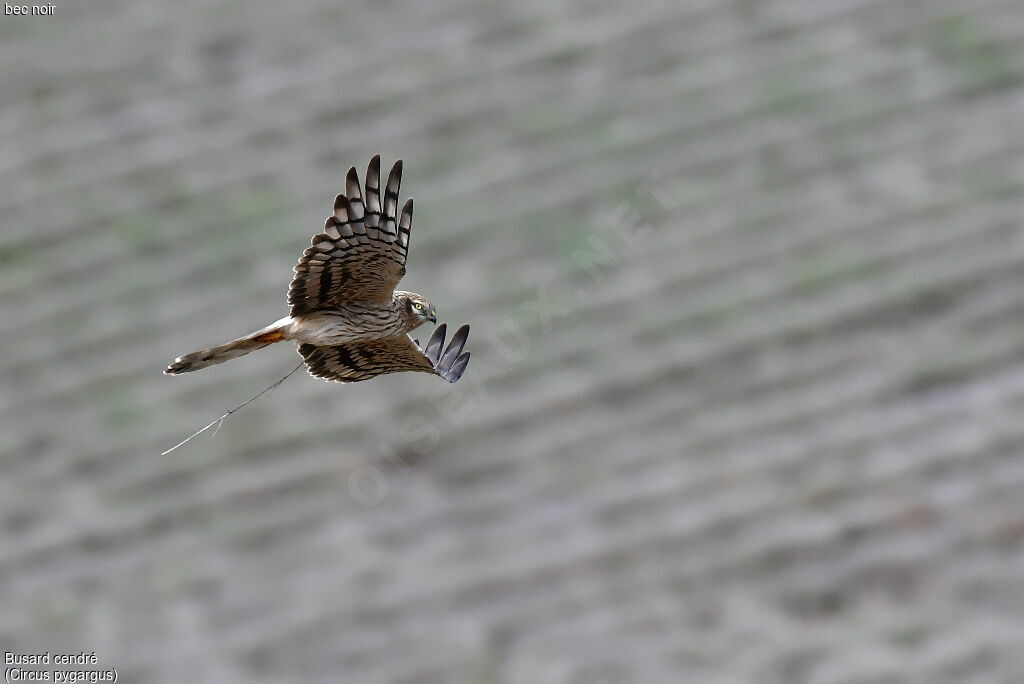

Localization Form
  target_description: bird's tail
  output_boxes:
[164,322,289,375]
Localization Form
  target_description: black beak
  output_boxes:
[428,312,437,323]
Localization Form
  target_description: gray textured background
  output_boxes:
[3,0,1024,682]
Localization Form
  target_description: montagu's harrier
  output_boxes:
[164,156,471,384]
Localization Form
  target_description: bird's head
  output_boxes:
[398,291,437,327]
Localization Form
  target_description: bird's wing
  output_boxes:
[289,156,413,314]
[298,324,471,384]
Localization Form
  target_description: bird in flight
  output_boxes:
[164,156,471,384]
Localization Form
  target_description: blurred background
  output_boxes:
[2,0,1024,682]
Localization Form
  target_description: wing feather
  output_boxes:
[298,324,471,384]
[289,156,411,314]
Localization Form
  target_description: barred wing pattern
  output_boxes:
[289,156,413,314]
[299,324,471,384]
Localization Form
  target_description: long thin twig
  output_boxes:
[161,361,305,456]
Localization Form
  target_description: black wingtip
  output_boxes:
[388,160,403,186]
[346,166,359,183]
[424,323,447,364]
[440,325,470,366]
[426,324,471,383]
[447,351,470,383]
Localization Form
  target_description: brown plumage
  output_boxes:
[164,156,471,384]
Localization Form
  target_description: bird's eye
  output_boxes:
[413,303,423,311]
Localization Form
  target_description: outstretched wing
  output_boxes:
[288,156,413,315]
[298,324,471,384]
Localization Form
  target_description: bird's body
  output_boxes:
[164,157,471,384]
[289,291,423,345]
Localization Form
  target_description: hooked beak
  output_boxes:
[428,309,437,324]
